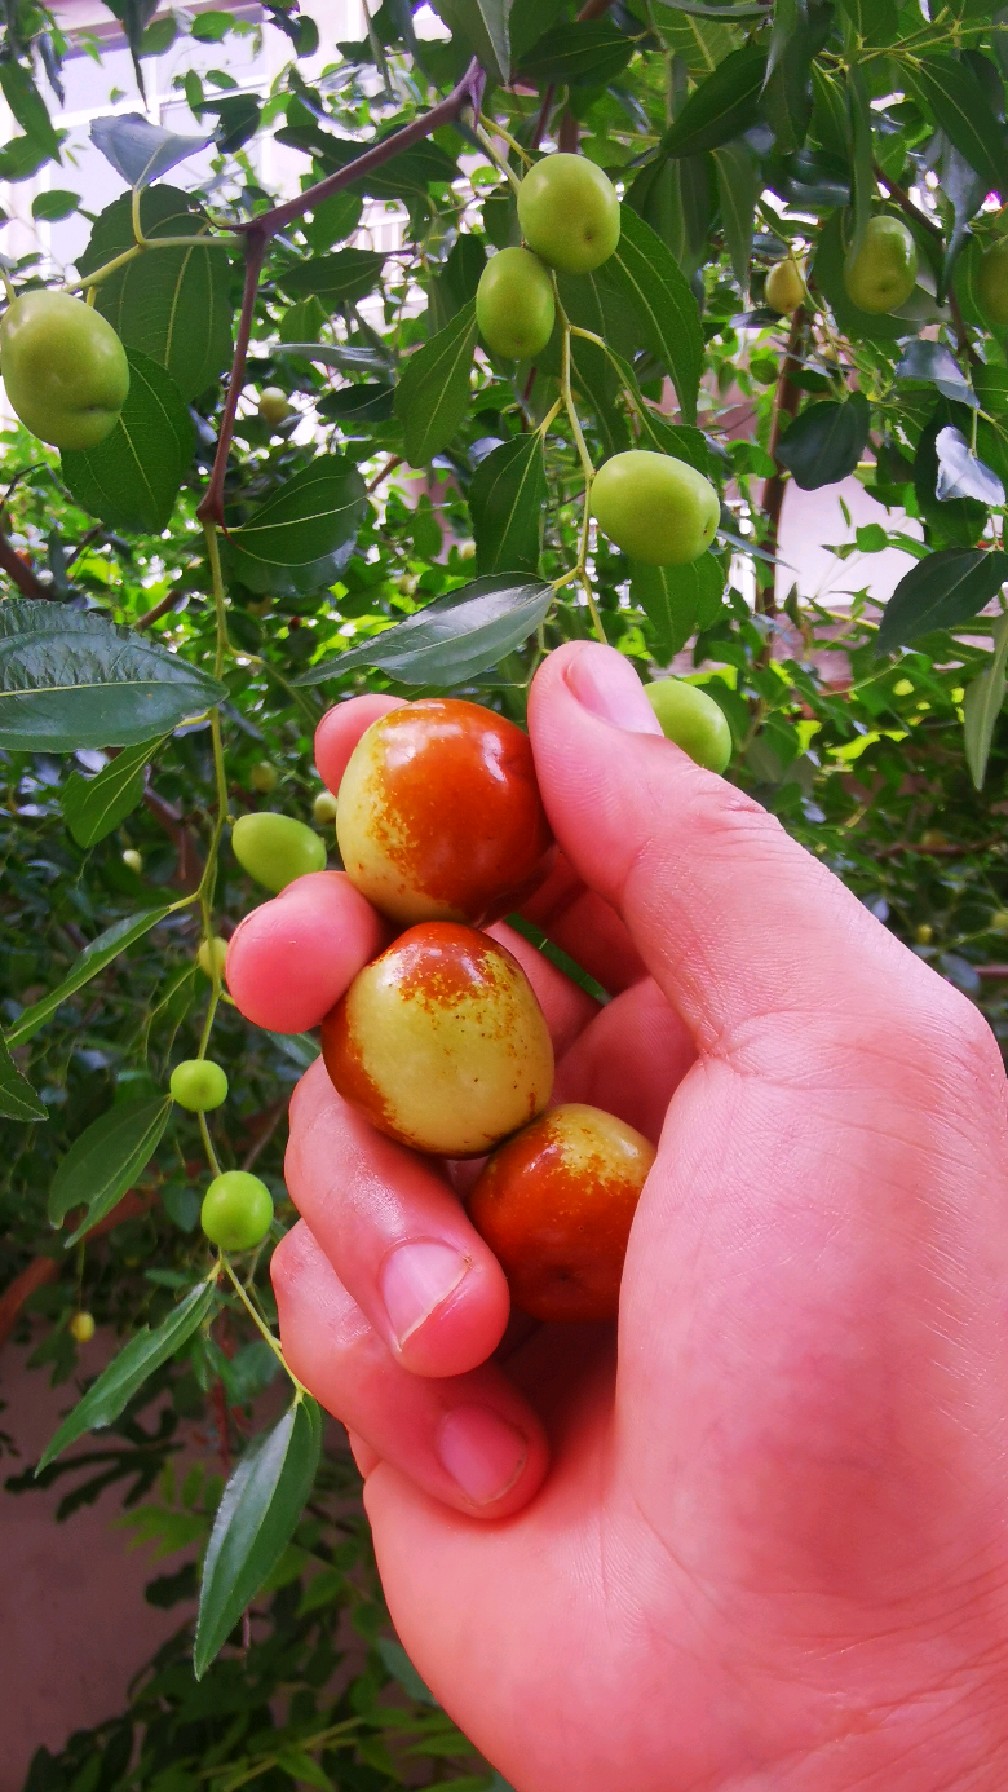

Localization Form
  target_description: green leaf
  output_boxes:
[0,602,225,754]
[933,426,1005,506]
[845,61,874,263]
[38,1280,216,1472]
[6,906,174,1048]
[660,42,767,157]
[904,58,1008,193]
[713,143,757,295]
[279,249,387,307]
[62,348,196,533]
[516,20,633,86]
[469,436,545,576]
[598,207,702,423]
[62,737,165,848]
[0,61,60,155]
[876,548,1008,652]
[632,551,727,661]
[49,1096,172,1243]
[89,111,210,185]
[963,614,1008,790]
[635,412,715,476]
[31,187,80,222]
[0,1035,47,1123]
[394,300,478,465]
[626,152,715,282]
[224,457,367,572]
[194,1399,323,1678]
[775,394,871,489]
[297,577,553,688]
[836,0,898,39]
[79,188,235,400]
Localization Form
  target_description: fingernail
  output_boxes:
[380,1239,471,1349]
[564,644,663,734]
[437,1404,528,1505]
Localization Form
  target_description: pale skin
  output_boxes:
[227,641,1008,1792]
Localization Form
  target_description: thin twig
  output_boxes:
[759,305,809,616]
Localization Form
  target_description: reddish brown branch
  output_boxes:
[759,306,809,616]
[0,518,50,600]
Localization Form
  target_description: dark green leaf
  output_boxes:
[469,436,545,576]
[89,112,211,186]
[62,348,196,532]
[0,1035,47,1123]
[427,0,510,84]
[516,21,634,86]
[876,548,1008,651]
[635,411,714,476]
[963,613,1008,789]
[933,426,1005,506]
[598,207,702,422]
[0,61,60,153]
[224,457,367,570]
[0,602,225,755]
[194,1399,323,1678]
[660,43,767,157]
[776,394,871,490]
[633,551,727,661]
[38,1281,216,1472]
[904,58,1008,193]
[49,1096,171,1242]
[280,249,387,307]
[846,61,874,262]
[627,152,715,282]
[31,188,79,222]
[7,906,175,1048]
[61,737,164,848]
[394,301,478,465]
[713,143,757,294]
[836,0,898,39]
[297,577,554,688]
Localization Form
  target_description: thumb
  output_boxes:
[528,641,934,1051]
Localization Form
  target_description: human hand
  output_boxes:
[227,641,1008,1792]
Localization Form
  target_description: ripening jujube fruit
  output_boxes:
[249,760,280,794]
[170,1057,229,1112]
[121,848,143,873]
[313,789,340,827]
[69,1311,96,1344]
[516,153,620,275]
[476,247,556,360]
[201,1171,274,1251]
[334,698,553,926]
[259,386,292,428]
[765,257,805,314]
[644,678,732,774]
[0,290,130,449]
[591,451,720,566]
[843,215,918,314]
[467,1103,656,1322]
[231,811,327,893]
[321,922,554,1157]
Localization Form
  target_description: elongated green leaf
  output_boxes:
[7,905,174,1047]
[632,551,727,661]
[635,411,715,476]
[516,20,633,86]
[598,208,702,423]
[0,602,224,754]
[876,548,1008,652]
[194,1398,323,1678]
[964,615,1008,790]
[62,737,164,848]
[836,0,897,39]
[660,42,767,157]
[49,1096,171,1242]
[430,0,509,82]
[62,348,196,532]
[627,150,715,282]
[846,61,874,262]
[0,1035,47,1123]
[904,58,1008,193]
[225,457,367,571]
[713,143,757,294]
[38,1281,216,1472]
[776,394,870,490]
[279,249,386,306]
[394,301,478,466]
[469,436,545,576]
[79,188,234,400]
[297,577,553,689]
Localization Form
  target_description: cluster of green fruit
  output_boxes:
[476,151,720,569]
[170,1051,275,1252]
[764,209,1008,325]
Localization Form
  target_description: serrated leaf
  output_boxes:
[49,1096,171,1242]
[90,112,212,186]
[394,301,478,465]
[297,577,553,689]
[78,188,235,401]
[469,436,545,576]
[713,143,757,295]
[963,616,1008,790]
[632,552,726,661]
[62,348,196,532]
[876,548,1008,652]
[194,1399,322,1678]
[7,906,174,1048]
[776,394,870,490]
[38,1281,216,1472]
[0,602,224,754]
[933,426,1005,506]
[598,208,702,423]
[0,1035,47,1123]
[224,457,367,572]
[904,58,1008,194]
[279,249,387,307]
[660,42,767,157]
[62,736,164,847]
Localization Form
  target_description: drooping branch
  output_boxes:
[197,58,486,527]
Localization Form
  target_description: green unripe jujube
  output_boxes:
[516,153,620,275]
[170,1057,229,1112]
[476,248,555,360]
[591,451,720,566]
[645,679,732,774]
[201,1171,274,1252]
[974,241,1008,328]
[231,812,327,893]
[0,291,129,449]
[843,216,918,315]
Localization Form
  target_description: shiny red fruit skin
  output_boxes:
[335,698,553,925]
[466,1102,656,1321]
[320,921,554,1157]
